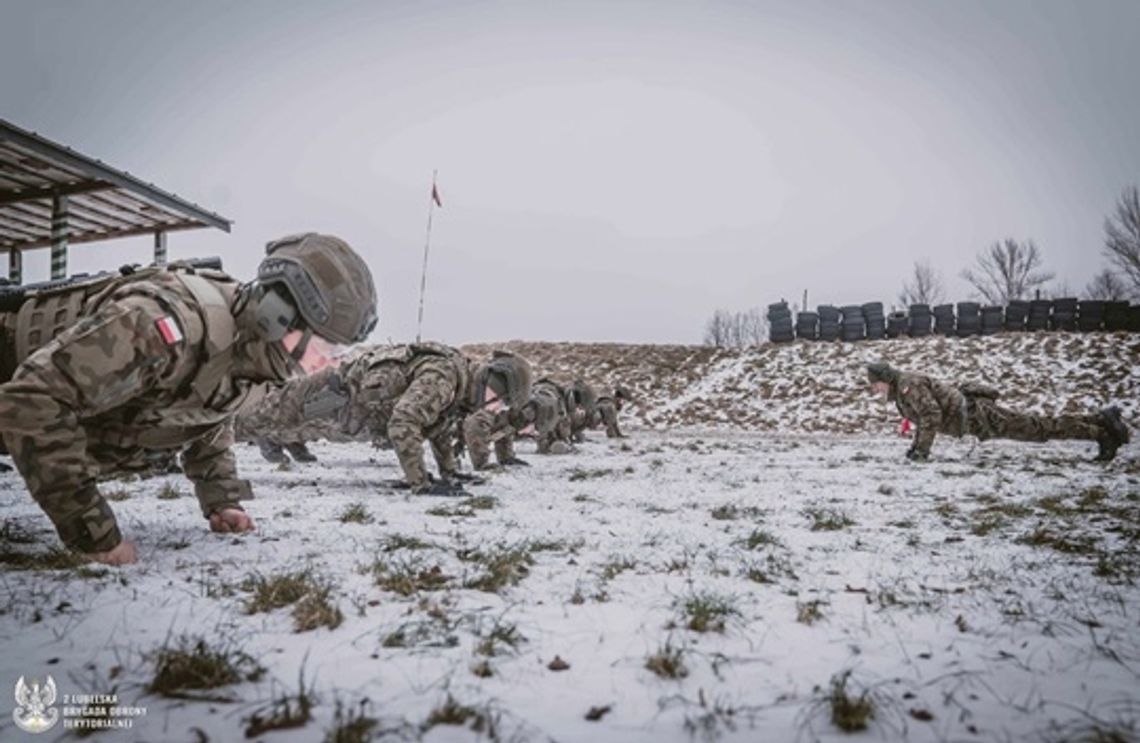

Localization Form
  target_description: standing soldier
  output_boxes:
[593,386,630,438]
[0,233,378,565]
[235,345,532,493]
[865,362,1130,461]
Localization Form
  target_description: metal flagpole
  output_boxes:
[415,169,438,342]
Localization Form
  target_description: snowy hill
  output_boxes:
[464,332,1140,433]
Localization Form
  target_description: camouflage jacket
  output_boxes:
[235,343,476,488]
[0,267,265,552]
[889,372,968,456]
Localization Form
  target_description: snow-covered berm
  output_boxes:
[0,333,1137,742]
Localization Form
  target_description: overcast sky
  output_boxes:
[3,0,1138,344]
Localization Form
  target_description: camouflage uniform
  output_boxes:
[565,380,598,443]
[593,387,629,438]
[0,234,378,554]
[462,386,563,469]
[867,363,1129,461]
[235,344,532,489]
[0,266,273,552]
[530,378,573,454]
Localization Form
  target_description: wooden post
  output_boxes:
[7,248,21,284]
[154,230,167,265]
[51,194,69,279]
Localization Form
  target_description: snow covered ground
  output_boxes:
[2,428,1138,742]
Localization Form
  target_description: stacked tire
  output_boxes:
[933,304,956,336]
[1077,300,1104,332]
[840,305,866,342]
[863,302,885,340]
[768,301,794,343]
[886,311,907,338]
[1005,300,1029,331]
[956,302,981,337]
[1051,298,1078,331]
[795,311,819,340]
[907,304,932,337]
[1129,305,1140,332]
[1027,299,1052,331]
[818,305,841,341]
[1105,301,1131,331]
[981,305,1004,336]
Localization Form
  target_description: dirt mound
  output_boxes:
[462,333,1140,434]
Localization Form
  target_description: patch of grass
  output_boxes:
[675,591,739,633]
[740,528,782,550]
[324,699,378,743]
[244,668,316,737]
[338,502,373,524]
[970,514,1005,536]
[828,671,874,733]
[0,547,85,571]
[293,586,344,632]
[568,467,613,482]
[645,641,688,679]
[104,489,131,502]
[797,599,825,625]
[743,552,798,583]
[156,483,182,500]
[804,506,855,531]
[147,636,264,698]
[599,555,637,581]
[379,534,434,552]
[1016,527,1099,555]
[243,569,320,614]
[422,695,496,734]
[381,620,459,649]
[933,501,960,519]
[370,558,451,596]
[461,544,534,593]
[475,618,526,657]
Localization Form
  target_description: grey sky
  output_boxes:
[3,0,1138,344]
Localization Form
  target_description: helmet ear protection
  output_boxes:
[255,285,299,342]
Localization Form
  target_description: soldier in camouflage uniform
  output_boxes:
[234,345,532,493]
[0,233,378,565]
[866,362,1131,462]
[462,383,565,469]
[527,378,576,454]
[565,379,598,443]
[592,386,630,438]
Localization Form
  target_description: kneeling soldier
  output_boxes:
[866,362,1130,462]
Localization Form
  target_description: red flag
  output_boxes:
[431,183,443,208]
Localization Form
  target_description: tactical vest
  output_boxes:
[4,265,242,447]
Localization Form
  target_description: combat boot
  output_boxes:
[284,442,318,463]
[257,438,290,464]
[1095,406,1130,462]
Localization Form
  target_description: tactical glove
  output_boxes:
[0,461,12,472]
[501,456,530,467]
[905,448,929,462]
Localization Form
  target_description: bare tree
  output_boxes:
[703,309,732,347]
[1086,269,1129,301]
[1103,185,1140,297]
[898,260,944,306]
[703,307,768,347]
[961,239,1054,305]
[738,307,767,346]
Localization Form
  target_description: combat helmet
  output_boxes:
[254,233,378,344]
[866,362,900,385]
[567,379,598,415]
[473,351,533,410]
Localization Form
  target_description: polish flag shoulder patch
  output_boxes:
[155,316,184,345]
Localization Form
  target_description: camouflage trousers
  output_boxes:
[968,399,1101,443]
[463,409,514,469]
[596,400,624,438]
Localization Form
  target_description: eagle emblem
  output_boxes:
[13,675,59,733]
